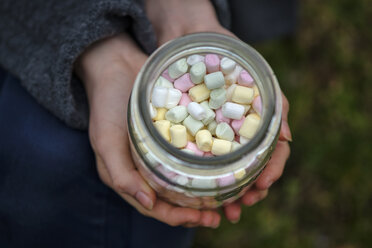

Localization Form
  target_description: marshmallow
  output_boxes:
[231,85,254,104]
[231,117,245,135]
[149,103,157,119]
[165,88,182,109]
[187,54,204,66]
[217,174,236,187]
[168,58,188,79]
[242,104,251,115]
[234,169,246,180]
[188,84,210,102]
[215,108,231,124]
[174,73,194,92]
[204,71,225,90]
[186,130,195,142]
[155,76,173,88]
[195,130,213,152]
[226,84,237,101]
[153,108,167,121]
[215,122,235,142]
[174,175,189,186]
[165,106,188,123]
[225,65,243,85]
[185,142,204,156]
[253,85,260,97]
[190,62,206,84]
[205,54,220,73]
[220,57,236,75]
[252,96,262,115]
[187,102,206,120]
[151,86,168,107]
[211,138,232,155]
[238,70,254,87]
[182,115,204,136]
[170,125,187,148]
[231,141,242,151]
[179,93,192,107]
[154,120,171,141]
[221,102,245,120]
[207,120,218,136]
[191,178,217,189]
[200,101,216,125]
[181,148,195,155]
[161,69,174,82]
[240,136,250,145]
[239,113,261,139]
[209,87,227,109]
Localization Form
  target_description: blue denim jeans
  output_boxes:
[0,68,194,248]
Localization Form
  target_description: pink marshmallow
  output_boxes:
[252,96,262,115]
[179,93,192,107]
[217,174,236,187]
[174,73,194,92]
[204,152,214,157]
[215,108,231,124]
[185,142,204,156]
[238,70,254,87]
[161,69,174,82]
[231,117,245,135]
[205,54,220,73]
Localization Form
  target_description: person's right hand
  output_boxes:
[75,33,221,228]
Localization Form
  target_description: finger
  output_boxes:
[223,201,242,223]
[279,92,292,142]
[255,141,290,190]
[241,189,269,206]
[199,210,221,228]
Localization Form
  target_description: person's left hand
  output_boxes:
[146,0,292,224]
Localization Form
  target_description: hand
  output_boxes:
[75,33,220,228]
[146,0,292,223]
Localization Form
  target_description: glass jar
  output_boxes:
[128,33,282,209]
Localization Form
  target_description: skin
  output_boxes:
[75,0,292,229]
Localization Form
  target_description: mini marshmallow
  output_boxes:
[231,117,245,135]
[238,70,254,87]
[187,102,206,120]
[151,86,168,107]
[188,84,210,102]
[190,62,206,84]
[155,76,173,88]
[187,54,204,66]
[191,178,217,189]
[165,106,188,123]
[204,71,225,90]
[217,174,235,187]
[234,169,246,180]
[207,120,218,136]
[211,138,232,155]
[168,58,188,79]
[185,142,204,156]
[253,85,260,97]
[181,148,195,155]
[216,122,235,142]
[205,54,220,73]
[170,125,187,148]
[215,108,231,123]
[231,141,242,151]
[221,102,245,120]
[220,57,236,75]
[174,73,194,92]
[153,108,167,121]
[209,87,227,109]
[200,101,216,125]
[174,175,189,186]
[240,136,250,145]
[252,96,262,115]
[225,65,243,85]
[161,69,174,82]
[149,103,157,119]
[154,120,171,141]
[195,130,213,152]
[231,85,254,104]
[239,113,261,139]
[179,93,192,107]
[165,88,182,109]
[242,104,251,115]
[182,115,204,136]
[186,130,195,142]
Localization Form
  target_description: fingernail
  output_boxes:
[231,217,240,224]
[282,121,292,142]
[136,191,153,210]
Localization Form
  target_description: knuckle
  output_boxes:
[112,178,130,193]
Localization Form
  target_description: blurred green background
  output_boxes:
[194,0,372,247]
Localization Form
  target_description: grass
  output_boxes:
[194,0,372,247]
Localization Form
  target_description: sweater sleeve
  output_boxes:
[0,0,230,130]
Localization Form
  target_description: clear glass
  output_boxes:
[128,33,282,209]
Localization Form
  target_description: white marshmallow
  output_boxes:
[155,76,173,88]
[187,55,204,66]
[221,102,245,120]
[232,141,242,151]
[165,88,182,109]
[165,106,188,123]
[240,136,250,145]
[226,84,237,101]
[168,58,188,79]
[225,65,243,85]
[149,103,157,119]
[151,86,168,107]
[187,102,206,120]
[220,57,236,75]
[216,122,235,141]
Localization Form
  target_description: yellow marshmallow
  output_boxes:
[211,138,232,155]
[170,125,187,148]
[154,120,171,141]
[188,84,211,103]
[234,169,246,180]
[253,85,260,97]
[186,130,195,142]
[232,85,254,104]
[153,108,167,121]
[195,130,213,152]
[239,113,261,139]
